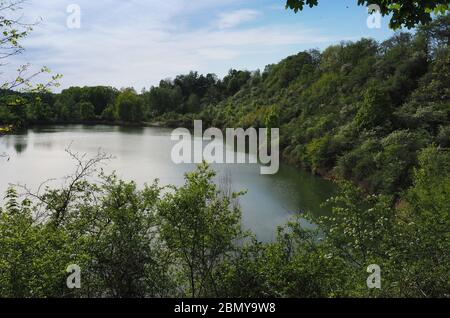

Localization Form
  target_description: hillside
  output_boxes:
[202,34,449,195]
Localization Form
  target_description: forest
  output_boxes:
[0,4,449,298]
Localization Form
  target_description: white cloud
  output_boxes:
[217,9,260,29]
[197,48,240,60]
[3,0,340,91]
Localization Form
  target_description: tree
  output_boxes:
[223,69,251,96]
[101,104,117,121]
[79,101,95,121]
[396,146,450,297]
[418,10,450,53]
[0,150,175,298]
[186,93,201,113]
[116,89,144,122]
[0,1,61,92]
[285,0,450,29]
[70,174,174,297]
[354,84,392,131]
[81,86,117,116]
[144,85,183,116]
[0,188,71,297]
[0,0,61,134]
[157,163,246,297]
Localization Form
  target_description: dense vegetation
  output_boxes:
[0,69,251,126]
[0,146,448,297]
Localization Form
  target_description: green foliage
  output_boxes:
[285,0,450,29]
[69,175,173,297]
[100,104,117,121]
[79,101,95,121]
[186,93,201,113]
[252,146,448,298]
[116,89,144,123]
[1,150,447,298]
[144,83,183,116]
[0,164,245,298]
[1,1,62,95]
[0,188,70,297]
[157,163,245,297]
[354,84,392,131]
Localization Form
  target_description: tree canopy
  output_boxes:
[285,0,450,29]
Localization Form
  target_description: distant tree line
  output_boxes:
[0,69,253,126]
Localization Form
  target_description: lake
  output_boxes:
[0,125,336,242]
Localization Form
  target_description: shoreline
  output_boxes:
[1,121,338,185]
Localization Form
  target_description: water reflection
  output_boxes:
[1,132,29,155]
[117,125,145,135]
[0,125,337,242]
[14,142,27,154]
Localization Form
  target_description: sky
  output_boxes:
[4,0,400,91]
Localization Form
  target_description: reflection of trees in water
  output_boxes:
[117,126,145,135]
[0,135,9,160]
[14,142,27,154]
[0,132,29,157]
[33,141,52,150]
[10,137,28,154]
[266,164,337,217]
[217,168,242,211]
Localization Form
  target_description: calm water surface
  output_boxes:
[0,125,336,242]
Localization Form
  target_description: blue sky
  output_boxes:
[5,0,400,91]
